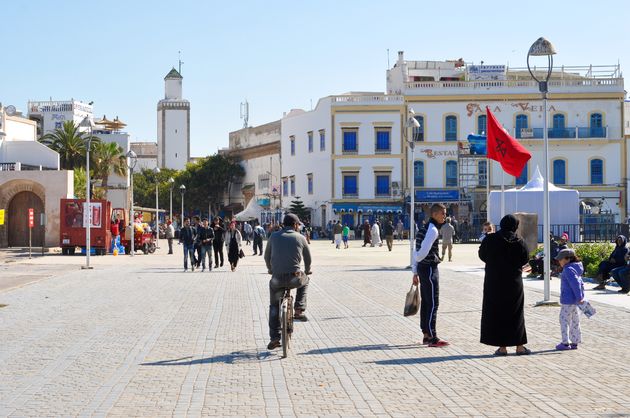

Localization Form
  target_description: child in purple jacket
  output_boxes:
[555,248,585,350]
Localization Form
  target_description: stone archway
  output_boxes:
[8,191,44,247]
[0,180,46,248]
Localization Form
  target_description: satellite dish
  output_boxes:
[5,105,16,116]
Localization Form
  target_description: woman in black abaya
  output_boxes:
[479,214,531,356]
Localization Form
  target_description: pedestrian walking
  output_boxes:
[212,217,225,268]
[243,222,253,245]
[554,248,585,351]
[396,219,404,241]
[224,221,243,272]
[383,219,394,251]
[362,220,372,247]
[479,214,531,356]
[412,203,449,347]
[253,222,265,255]
[460,219,470,243]
[192,216,202,267]
[165,219,175,254]
[342,223,350,249]
[179,218,197,272]
[328,220,334,243]
[440,218,455,261]
[197,218,214,272]
[371,221,382,247]
[451,216,459,243]
[333,220,343,249]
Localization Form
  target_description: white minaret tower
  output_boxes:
[157,68,190,170]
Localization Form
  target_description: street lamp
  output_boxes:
[527,37,557,305]
[179,184,186,226]
[168,177,175,224]
[406,109,421,268]
[153,166,161,250]
[79,116,95,270]
[126,150,138,257]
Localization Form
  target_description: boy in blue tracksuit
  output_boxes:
[555,248,585,350]
[412,203,449,347]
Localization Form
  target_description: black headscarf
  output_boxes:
[499,214,520,242]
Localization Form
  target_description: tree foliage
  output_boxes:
[40,120,100,170]
[289,196,309,221]
[131,154,244,218]
[91,141,127,192]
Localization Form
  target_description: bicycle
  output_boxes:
[279,287,294,358]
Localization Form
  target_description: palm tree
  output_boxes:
[40,120,100,170]
[90,141,127,193]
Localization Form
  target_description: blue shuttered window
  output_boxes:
[414,161,424,187]
[343,130,358,153]
[375,130,391,153]
[590,159,603,185]
[343,175,358,196]
[446,161,457,186]
[445,116,457,141]
[477,115,487,135]
[553,160,566,185]
[413,116,424,142]
[376,174,390,196]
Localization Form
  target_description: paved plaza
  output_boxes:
[1,240,630,417]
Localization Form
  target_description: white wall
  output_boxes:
[4,117,36,141]
[281,98,333,225]
[2,142,60,169]
[158,108,189,170]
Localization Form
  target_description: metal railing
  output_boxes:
[515,126,608,139]
[457,223,627,244]
[405,78,623,90]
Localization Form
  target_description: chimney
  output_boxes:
[397,51,404,63]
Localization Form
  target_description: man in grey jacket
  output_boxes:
[264,213,311,350]
[440,217,456,262]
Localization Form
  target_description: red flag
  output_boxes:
[486,107,531,177]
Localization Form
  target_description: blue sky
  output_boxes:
[3,1,628,156]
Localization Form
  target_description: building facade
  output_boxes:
[223,120,281,218]
[277,51,626,230]
[27,99,93,137]
[157,68,190,170]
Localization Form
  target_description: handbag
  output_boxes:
[404,284,420,316]
[577,300,596,318]
[239,248,245,259]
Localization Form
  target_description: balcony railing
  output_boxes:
[0,162,20,171]
[332,95,404,105]
[0,162,56,171]
[515,126,608,139]
[405,78,623,91]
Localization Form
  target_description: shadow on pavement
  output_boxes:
[141,349,272,366]
[300,343,420,355]
[372,349,561,365]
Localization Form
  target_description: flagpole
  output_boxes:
[486,158,490,223]
[501,170,505,218]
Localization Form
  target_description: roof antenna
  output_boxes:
[240,100,249,128]
[387,48,390,68]
[178,50,184,74]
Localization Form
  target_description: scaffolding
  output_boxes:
[457,141,488,228]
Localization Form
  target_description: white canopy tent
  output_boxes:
[489,166,580,239]
[234,197,264,221]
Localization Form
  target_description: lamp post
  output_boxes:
[154,166,161,250]
[527,37,557,305]
[126,150,138,257]
[406,109,421,268]
[180,184,186,225]
[79,116,95,270]
[168,177,175,224]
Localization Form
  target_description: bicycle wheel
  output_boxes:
[280,301,288,358]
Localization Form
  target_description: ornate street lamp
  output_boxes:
[79,116,95,270]
[168,177,175,224]
[126,150,138,256]
[406,109,421,268]
[527,37,557,305]
[179,184,186,226]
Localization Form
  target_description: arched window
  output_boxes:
[414,160,424,187]
[515,164,528,185]
[590,159,603,185]
[478,160,487,187]
[515,114,528,138]
[553,113,566,129]
[553,159,566,185]
[477,115,487,135]
[590,113,604,137]
[445,115,457,141]
[413,115,424,142]
[446,160,457,186]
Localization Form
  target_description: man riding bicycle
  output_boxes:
[264,213,311,350]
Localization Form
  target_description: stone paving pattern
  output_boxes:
[1,241,630,417]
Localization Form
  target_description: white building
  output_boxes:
[0,103,73,247]
[279,51,627,231]
[223,120,281,219]
[130,142,158,171]
[157,68,190,170]
[28,99,93,137]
